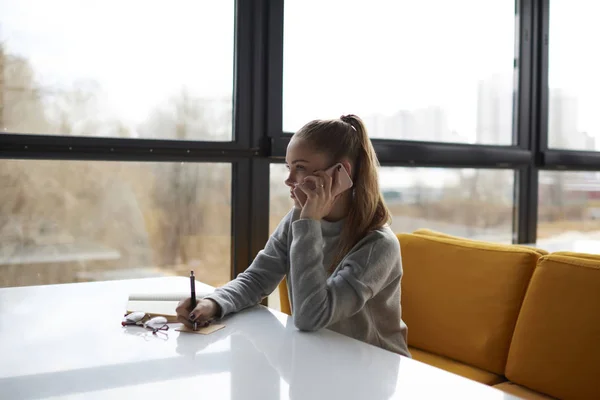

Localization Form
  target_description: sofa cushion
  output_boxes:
[278,278,291,315]
[505,254,600,400]
[409,347,505,385]
[397,233,539,375]
[493,382,555,400]
[413,228,548,255]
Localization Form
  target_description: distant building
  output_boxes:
[539,171,600,208]
[548,88,595,150]
[411,106,451,142]
[364,111,411,140]
[549,88,578,149]
[476,73,514,145]
[364,106,461,142]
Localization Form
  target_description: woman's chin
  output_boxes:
[291,197,304,209]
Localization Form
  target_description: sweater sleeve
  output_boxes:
[204,208,295,317]
[289,219,401,332]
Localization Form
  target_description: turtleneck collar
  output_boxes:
[321,217,346,237]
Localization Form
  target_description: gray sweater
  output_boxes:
[205,207,410,357]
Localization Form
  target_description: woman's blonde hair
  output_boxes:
[293,114,391,273]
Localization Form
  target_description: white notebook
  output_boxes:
[126,289,213,321]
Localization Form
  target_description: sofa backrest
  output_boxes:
[505,254,600,400]
[552,251,600,262]
[397,233,540,375]
[413,228,549,255]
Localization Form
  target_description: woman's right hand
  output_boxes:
[175,298,220,330]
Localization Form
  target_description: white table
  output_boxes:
[0,277,520,400]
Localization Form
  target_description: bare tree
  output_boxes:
[139,87,230,141]
[451,169,513,238]
[0,49,54,241]
[138,89,231,280]
[1,48,52,134]
[45,79,102,136]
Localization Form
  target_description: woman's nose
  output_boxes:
[284,172,294,187]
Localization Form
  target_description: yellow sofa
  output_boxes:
[277,229,600,399]
[401,230,600,399]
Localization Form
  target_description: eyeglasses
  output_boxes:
[144,316,169,334]
[122,312,169,335]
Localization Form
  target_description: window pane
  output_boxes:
[0,160,231,288]
[538,171,600,246]
[269,164,296,234]
[0,0,234,140]
[548,1,599,150]
[381,168,515,242]
[283,0,517,144]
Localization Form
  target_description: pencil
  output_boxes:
[190,271,197,330]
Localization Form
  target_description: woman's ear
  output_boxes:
[341,160,352,179]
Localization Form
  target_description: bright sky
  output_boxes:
[283,0,516,140]
[547,0,600,146]
[0,0,234,126]
[0,0,598,149]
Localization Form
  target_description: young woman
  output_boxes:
[176,114,409,357]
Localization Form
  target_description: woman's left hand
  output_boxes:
[294,170,336,220]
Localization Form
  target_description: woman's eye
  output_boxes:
[285,164,306,172]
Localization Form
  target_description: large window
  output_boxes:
[0,0,234,140]
[547,0,600,150]
[538,171,600,244]
[283,0,517,144]
[0,160,231,288]
[2,1,599,296]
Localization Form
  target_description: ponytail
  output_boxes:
[330,115,391,272]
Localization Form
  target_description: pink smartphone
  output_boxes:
[325,163,353,197]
